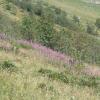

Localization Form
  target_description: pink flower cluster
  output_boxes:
[32,43,70,63]
[0,33,76,66]
[18,40,76,66]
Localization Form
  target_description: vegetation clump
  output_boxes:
[0,60,16,71]
[38,68,99,88]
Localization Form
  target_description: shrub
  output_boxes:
[33,1,44,16]
[20,16,34,40]
[73,15,80,24]
[95,18,100,29]
[0,60,16,71]
[53,7,67,27]
[87,23,97,35]
[36,14,56,48]
[6,3,11,10]
[53,29,71,53]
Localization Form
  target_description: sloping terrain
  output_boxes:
[0,38,100,100]
[47,0,100,22]
[0,0,100,100]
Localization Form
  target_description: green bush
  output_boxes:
[20,16,35,40]
[36,14,56,48]
[73,15,80,24]
[52,7,67,27]
[95,18,100,29]
[33,1,44,16]
[87,23,97,35]
[6,3,11,10]
[0,60,16,71]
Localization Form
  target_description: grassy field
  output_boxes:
[46,0,100,22]
[0,50,100,100]
[0,39,100,100]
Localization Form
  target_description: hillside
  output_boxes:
[47,0,100,22]
[0,0,100,100]
[0,37,100,100]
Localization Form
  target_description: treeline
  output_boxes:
[0,0,100,65]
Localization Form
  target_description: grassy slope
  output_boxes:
[0,0,24,37]
[0,0,17,21]
[0,0,23,20]
[0,1,100,99]
[0,48,99,100]
[1,0,100,23]
[46,0,100,22]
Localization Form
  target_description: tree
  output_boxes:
[20,16,34,40]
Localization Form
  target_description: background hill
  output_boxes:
[47,0,100,22]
